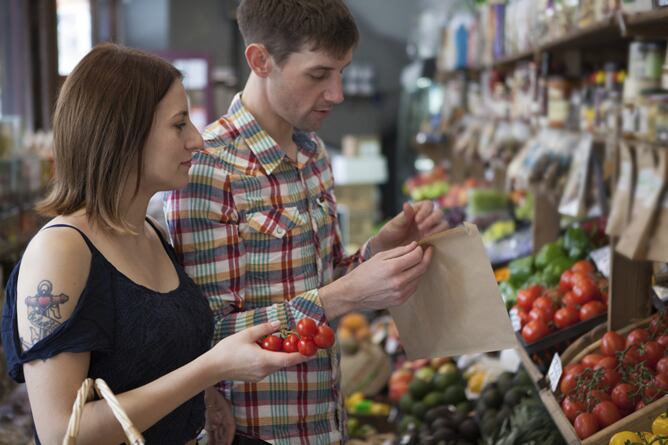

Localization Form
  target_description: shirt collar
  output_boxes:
[226,93,319,173]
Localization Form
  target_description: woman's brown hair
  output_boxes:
[37,43,182,232]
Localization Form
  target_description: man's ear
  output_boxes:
[245,43,273,78]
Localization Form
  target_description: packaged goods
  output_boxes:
[606,141,637,236]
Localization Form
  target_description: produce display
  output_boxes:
[558,312,668,439]
[608,411,668,444]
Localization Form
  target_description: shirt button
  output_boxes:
[276,227,285,235]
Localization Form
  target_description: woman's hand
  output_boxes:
[209,321,308,383]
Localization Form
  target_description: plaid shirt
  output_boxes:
[165,94,370,444]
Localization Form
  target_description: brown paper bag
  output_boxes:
[616,146,667,260]
[389,223,517,360]
[606,141,636,237]
[646,165,668,263]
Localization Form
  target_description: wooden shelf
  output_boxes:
[626,7,668,38]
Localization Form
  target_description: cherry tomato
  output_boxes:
[611,383,637,411]
[573,279,599,305]
[297,337,317,356]
[313,324,335,349]
[529,307,552,323]
[521,319,549,344]
[626,328,650,348]
[649,315,668,336]
[579,301,606,321]
[657,334,668,348]
[296,318,318,338]
[262,335,284,352]
[644,384,660,403]
[517,285,544,311]
[657,357,668,376]
[636,340,664,368]
[582,353,604,368]
[574,412,600,439]
[601,331,626,357]
[282,333,300,353]
[622,345,641,365]
[654,373,668,393]
[562,396,585,422]
[572,260,595,274]
[533,296,556,316]
[560,270,574,293]
[592,401,621,428]
[560,371,579,395]
[564,363,585,376]
[562,292,579,309]
[635,400,646,411]
[554,307,580,329]
[601,368,621,389]
[590,390,612,404]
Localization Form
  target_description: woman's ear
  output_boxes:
[245,44,273,78]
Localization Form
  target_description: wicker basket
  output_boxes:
[62,378,144,445]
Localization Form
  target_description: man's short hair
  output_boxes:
[237,0,359,65]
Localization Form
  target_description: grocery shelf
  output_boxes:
[625,7,668,38]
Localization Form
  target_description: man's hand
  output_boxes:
[371,201,448,255]
[204,387,235,445]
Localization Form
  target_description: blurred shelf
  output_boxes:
[626,7,668,38]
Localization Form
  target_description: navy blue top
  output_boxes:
[1,220,214,444]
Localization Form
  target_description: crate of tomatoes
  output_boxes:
[512,259,608,363]
[554,312,668,444]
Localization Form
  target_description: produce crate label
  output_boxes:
[547,353,563,393]
[589,246,611,278]
[509,307,522,332]
[655,285,668,302]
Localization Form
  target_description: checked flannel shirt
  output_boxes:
[165,93,370,444]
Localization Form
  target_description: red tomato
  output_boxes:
[296,318,318,338]
[644,384,660,403]
[533,296,556,315]
[600,332,626,357]
[649,315,668,336]
[521,319,550,344]
[554,307,580,329]
[564,363,585,375]
[262,335,284,352]
[560,371,579,395]
[657,335,668,348]
[562,292,579,309]
[313,324,335,349]
[529,307,552,323]
[590,390,612,404]
[622,345,641,365]
[635,400,646,411]
[654,373,668,393]
[582,353,604,368]
[573,279,599,305]
[626,328,650,347]
[611,383,637,411]
[636,341,664,368]
[297,337,317,356]
[574,413,600,439]
[594,356,618,370]
[592,401,621,428]
[517,285,544,311]
[601,368,621,389]
[656,357,668,376]
[572,260,595,274]
[579,301,606,321]
[560,270,574,292]
[562,396,585,422]
[282,333,300,353]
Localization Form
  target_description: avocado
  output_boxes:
[458,418,480,441]
[482,388,503,410]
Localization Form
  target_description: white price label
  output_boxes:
[547,353,563,393]
[654,286,668,303]
[510,308,522,332]
[589,246,611,278]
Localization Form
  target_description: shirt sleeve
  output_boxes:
[165,150,327,344]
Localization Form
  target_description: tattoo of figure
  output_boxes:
[24,280,69,347]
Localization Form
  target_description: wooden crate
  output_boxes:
[540,316,668,444]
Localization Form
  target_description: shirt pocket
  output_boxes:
[245,206,305,239]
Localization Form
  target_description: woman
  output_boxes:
[1,43,306,445]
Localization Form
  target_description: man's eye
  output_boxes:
[309,73,326,80]
[175,122,186,130]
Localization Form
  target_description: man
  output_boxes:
[166,1,447,443]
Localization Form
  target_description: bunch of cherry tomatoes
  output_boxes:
[559,312,668,439]
[514,260,608,344]
[260,318,335,356]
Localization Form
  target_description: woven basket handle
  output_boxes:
[62,378,145,445]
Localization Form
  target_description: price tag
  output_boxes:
[589,246,611,278]
[509,308,522,332]
[547,353,563,393]
[654,286,668,303]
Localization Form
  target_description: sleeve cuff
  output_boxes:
[288,289,327,325]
